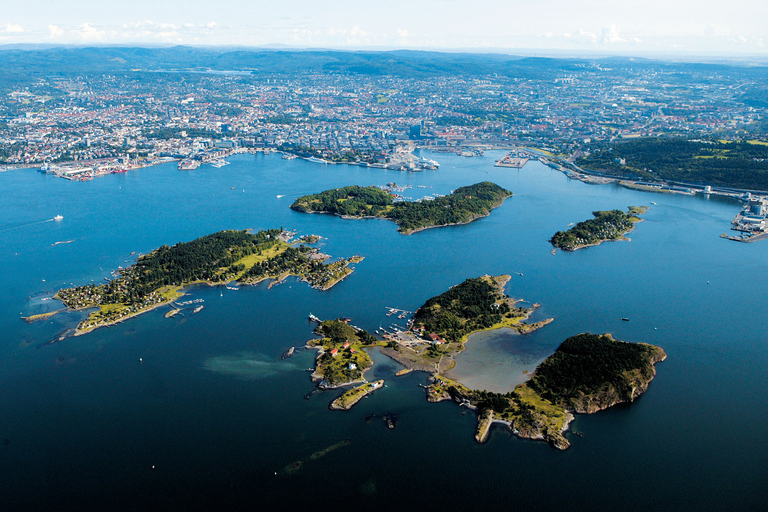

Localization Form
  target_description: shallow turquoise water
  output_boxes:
[0,151,766,510]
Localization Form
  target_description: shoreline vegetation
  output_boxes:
[550,206,647,251]
[55,229,362,337]
[289,182,512,234]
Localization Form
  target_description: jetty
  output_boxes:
[329,380,385,410]
[495,151,529,168]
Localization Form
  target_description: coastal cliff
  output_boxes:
[529,333,666,415]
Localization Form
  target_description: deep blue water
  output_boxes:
[1,152,766,511]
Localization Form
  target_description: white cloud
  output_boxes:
[3,23,24,33]
[77,23,106,41]
[600,25,626,44]
[566,29,598,44]
[124,20,178,30]
[48,25,64,38]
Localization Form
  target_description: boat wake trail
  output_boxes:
[0,217,57,233]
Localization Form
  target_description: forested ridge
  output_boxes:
[132,229,280,293]
[577,137,768,190]
[291,182,512,233]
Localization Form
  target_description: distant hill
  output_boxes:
[0,46,585,79]
[2,45,766,82]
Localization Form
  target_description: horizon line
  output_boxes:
[1,42,767,62]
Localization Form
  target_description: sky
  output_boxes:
[1,0,767,55]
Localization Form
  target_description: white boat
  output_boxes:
[54,215,63,221]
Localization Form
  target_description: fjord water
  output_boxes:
[1,152,766,510]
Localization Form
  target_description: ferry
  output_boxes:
[308,313,321,323]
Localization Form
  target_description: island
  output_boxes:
[306,319,380,390]
[379,275,553,374]
[55,229,363,336]
[550,206,647,251]
[427,333,666,449]
[290,181,512,234]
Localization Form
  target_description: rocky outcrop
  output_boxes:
[511,411,575,450]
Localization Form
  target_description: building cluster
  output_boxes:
[1,64,765,171]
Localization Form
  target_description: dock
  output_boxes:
[495,152,529,168]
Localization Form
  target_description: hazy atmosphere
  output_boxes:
[1,0,767,54]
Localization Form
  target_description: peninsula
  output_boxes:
[290,182,512,234]
[330,380,385,410]
[550,206,647,251]
[380,275,553,374]
[428,333,666,449]
[55,229,363,335]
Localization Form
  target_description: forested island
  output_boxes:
[550,206,646,251]
[290,182,512,234]
[56,229,363,335]
[428,333,666,449]
[576,138,768,191]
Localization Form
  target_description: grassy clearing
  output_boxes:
[233,242,288,270]
[433,374,471,395]
[456,316,525,344]
[159,286,184,301]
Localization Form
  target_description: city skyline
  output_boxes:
[1,0,767,55]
